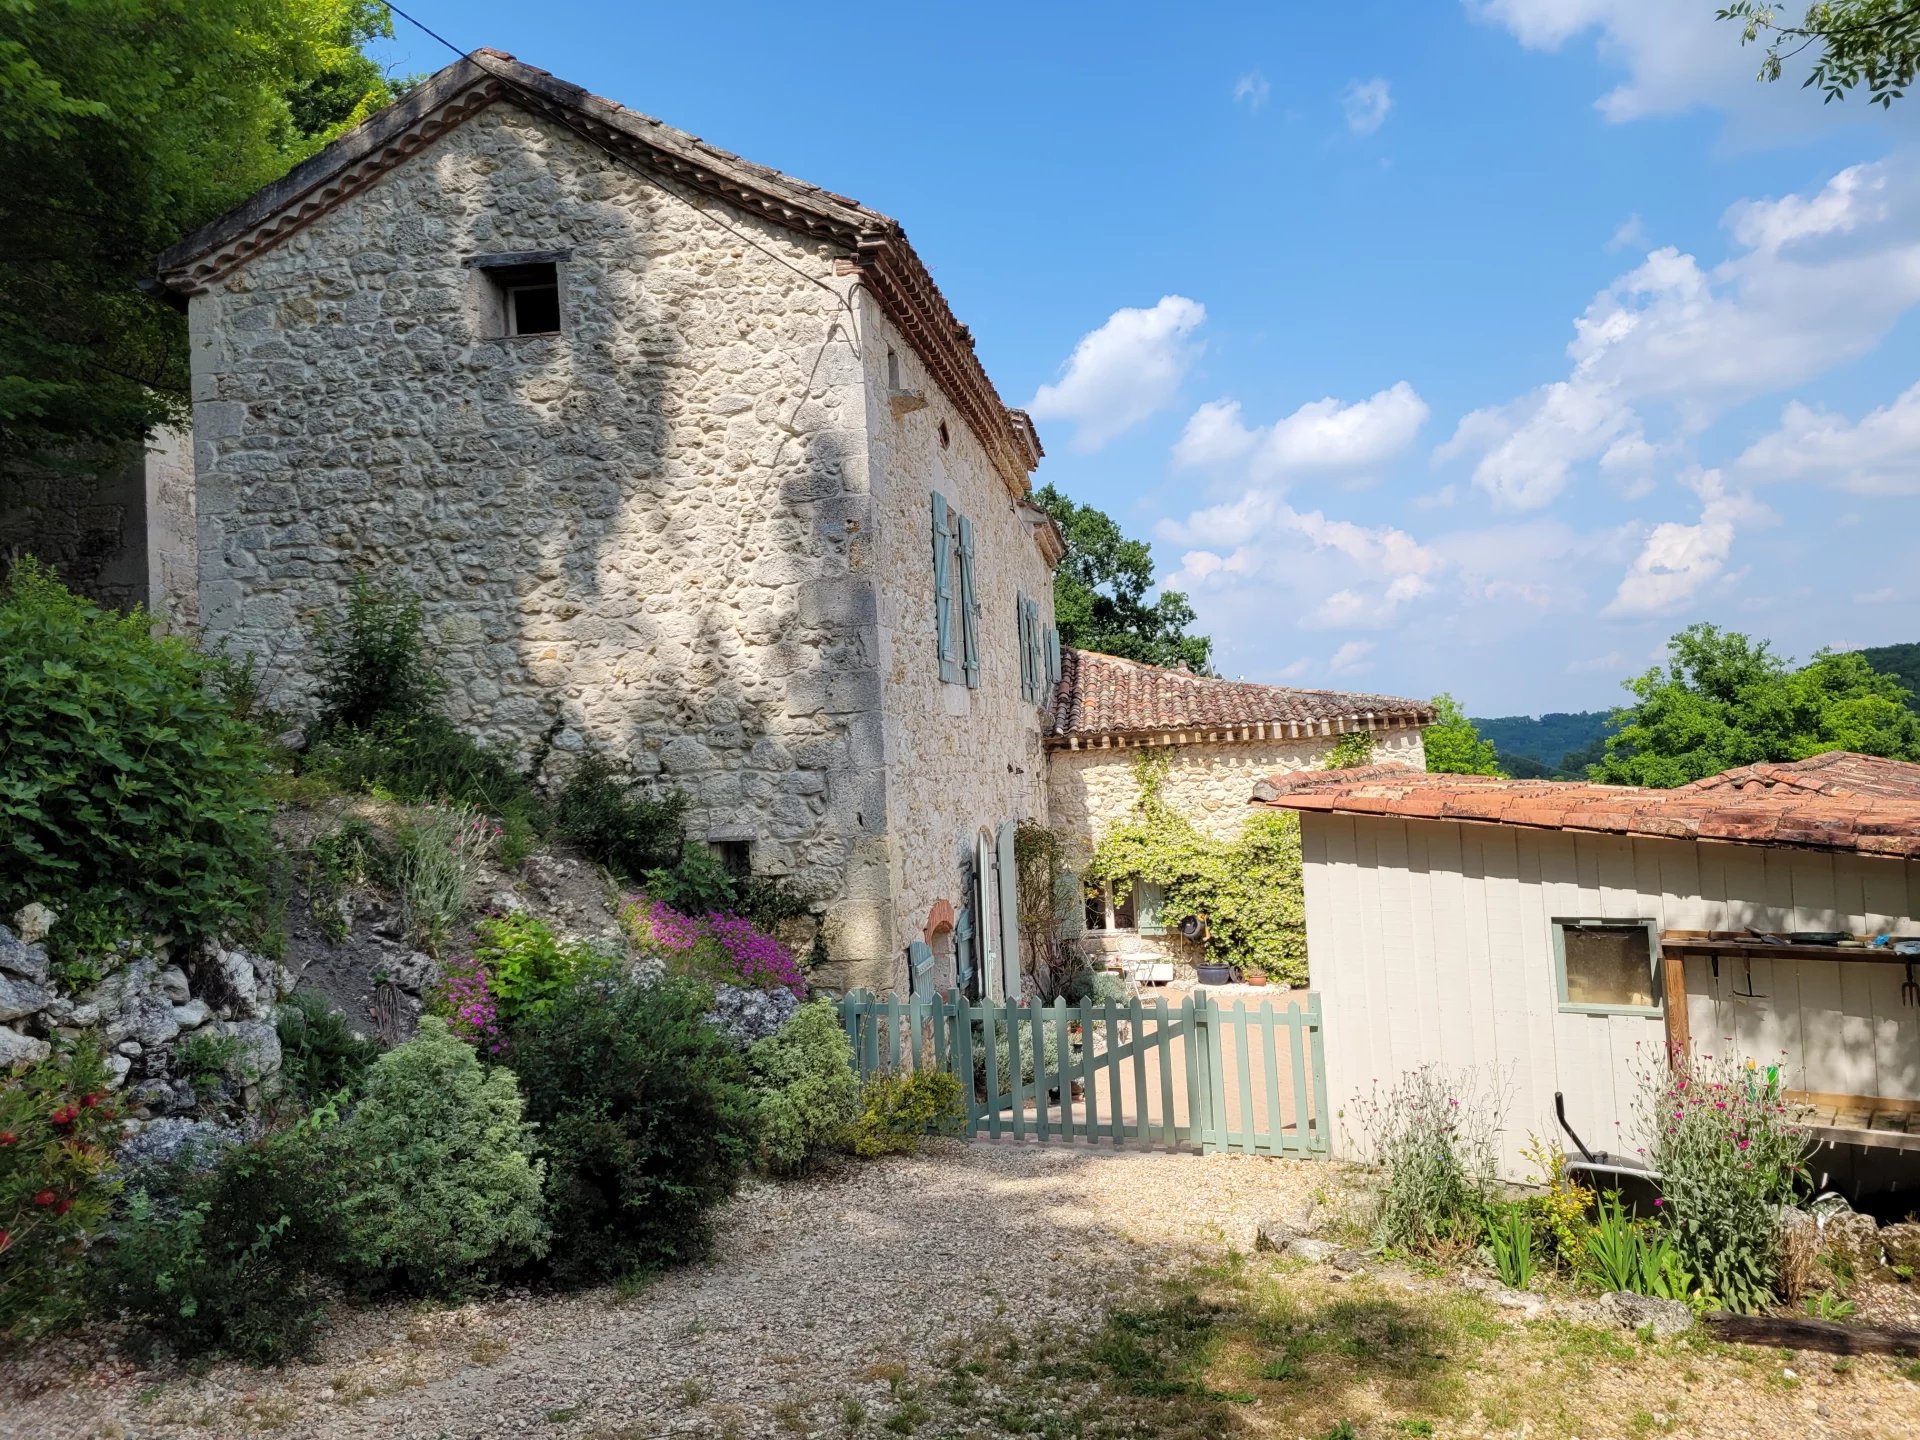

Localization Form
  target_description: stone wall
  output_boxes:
[861,297,1054,988]
[187,102,894,979]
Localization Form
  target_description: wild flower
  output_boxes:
[430,958,507,1054]
[620,895,806,998]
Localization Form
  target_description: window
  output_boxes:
[1552,919,1661,1014]
[938,421,950,448]
[932,491,980,688]
[710,839,752,878]
[1017,601,1060,705]
[473,253,565,337]
[1082,877,1165,934]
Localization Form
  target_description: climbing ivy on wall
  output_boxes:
[1086,750,1308,985]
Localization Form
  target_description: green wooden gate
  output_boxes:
[839,991,1330,1157]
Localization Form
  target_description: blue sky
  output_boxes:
[376,2,1920,716]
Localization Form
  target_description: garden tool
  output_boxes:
[1903,960,1919,1009]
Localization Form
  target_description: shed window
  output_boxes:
[1553,919,1660,1014]
[486,261,561,336]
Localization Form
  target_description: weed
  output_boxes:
[391,804,494,955]
[677,1380,709,1407]
[1804,1290,1857,1321]
[1484,1201,1537,1289]
[172,1031,244,1094]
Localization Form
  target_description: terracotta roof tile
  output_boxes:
[1047,648,1432,745]
[1250,754,1920,857]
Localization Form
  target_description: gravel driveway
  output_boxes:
[3,1142,1330,1440]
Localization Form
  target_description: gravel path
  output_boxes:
[3,1142,1332,1440]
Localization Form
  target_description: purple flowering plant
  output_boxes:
[427,957,507,1055]
[620,895,806,999]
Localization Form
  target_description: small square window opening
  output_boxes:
[1553,919,1659,1013]
[710,839,752,878]
[486,261,561,336]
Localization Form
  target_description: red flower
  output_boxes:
[0,1229,10,1251]
[32,1190,56,1207]
[49,1106,75,1129]
[54,1197,72,1216]
[80,1093,100,1109]
[0,1131,16,1146]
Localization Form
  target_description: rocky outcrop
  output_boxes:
[0,909,292,1120]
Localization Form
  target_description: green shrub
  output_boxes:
[275,991,381,1105]
[1633,1050,1808,1313]
[1484,1202,1537,1290]
[1349,1065,1504,1255]
[333,1018,546,1295]
[0,560,272,974]
[172,1031,244,1099]
[512,976,756,1280]
[391,803,494,955]
[848,1070,967,1159]
[972,1018,1065,1093]
[311,574,444,733]
[746,1001,860,1174]
[470,913,615,1031]
[1578,1191,1693,1300]
[304,817,387,943]
[555,756,687,878]
[0,1041,120,1344]
[98,1110,345,1364]
[1325,732,1375,770]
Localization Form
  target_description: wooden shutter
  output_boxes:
[974,829,998,998]
[957,515,980,689]
[1045,625,1061,687]
[932,492,958,684]
[1014,591,1031,700]
[996,819,1021,1001]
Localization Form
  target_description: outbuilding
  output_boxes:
[1253,752,1920,1189]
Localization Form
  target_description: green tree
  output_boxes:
[1033,483,1214,674]
[1594,623,1920,787]
[1720,2,1920,106]
[0,0,399,457]
[1424,694,1504,777]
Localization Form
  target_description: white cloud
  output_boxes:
[1604,471,1773,618]
[1856,587,1900,604]
[1174,383,1429,483]
[1462,0,1837,126]
[1234,71,1271,110]
[1609,213,1648,251]
[1328,640,1376,676]
[1733,380,1920,495]
[1342,77,1392,135]
[1437,158,1920,509]
[1027,296,1206,451]
[1567,651,1625,674]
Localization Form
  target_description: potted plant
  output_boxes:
[1243,969,1268,988]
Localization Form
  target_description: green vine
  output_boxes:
[1087,750,1307,984]
[1326,731,1374,769]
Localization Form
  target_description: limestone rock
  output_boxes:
[0,1026,51,1068]
[1822,1211,1883,1270]
[486,890,530,916]
[214,947,260,1011]
[221,1018,283,1087]
[1878,1221,1920,1272]
[0,970,51,1022]
[118,1116,250,1174]
[382,948,438,996]
[157,966,191,1003]
[705,983,799,1046]
[1280,1237,1340,1264]
[1603,1292,1693,1337]
[172,999,211,1030]
[12,904,57,944]
[104,1053,132,1087]
[0,923,50,984]
[68,1003,98,1027]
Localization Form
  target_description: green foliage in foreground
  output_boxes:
[746,1000,861,1175]
[1595,623,1920,787]
[1721,1,1920,107]
[847,1070,968,1159]
[0,562,273,973]
[1090,750,1308,982]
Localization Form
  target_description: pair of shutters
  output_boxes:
[972,821,1021,1001]
[1016,594,1062,704]
[932,492,980,688]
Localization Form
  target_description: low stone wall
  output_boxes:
[1,910,288,1117]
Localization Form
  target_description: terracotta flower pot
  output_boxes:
[1244,972,1268,987]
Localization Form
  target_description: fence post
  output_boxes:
[1306,991,1331,1156]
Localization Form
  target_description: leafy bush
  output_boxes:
[1089,750,1308,983]
[1325,731,1376,770]
[972,1017,1066,1095]
[1520,1135,1595,1266]
[622,896,807,997]
[311,574,444,733]
[98,1110,345,1363]
[555,756,686,878]
[1348,1065,1504,1255]
[0,561,272,972]
[333,1019,546,1295]
[1633,1049,1809,1313]
[847,1070,968,1159]
[172,1031,243,1100]
[391,804,495,955]
[275,991,381,1105]
[0,1042,120,1343]
[746,1001,860,1175]
[512,976,757,1280]
[471,913,615,1031]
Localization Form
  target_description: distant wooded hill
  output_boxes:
[1471,644,1920,780]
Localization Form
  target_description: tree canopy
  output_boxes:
[1593,623,1920,787]
[1033,483,1213,674]
[1719,2,1920,106]
[1423,694,1504,777]
[0,0,400,458]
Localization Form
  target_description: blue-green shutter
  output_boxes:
[995,819,1021,1000]
[957,515,980,689]
[1015,592,1033,701]
[932,492,958,683]
[1045,625,1061,687]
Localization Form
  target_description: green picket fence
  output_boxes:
[838,990,1329,1158]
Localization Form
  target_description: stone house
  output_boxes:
[1047,648,1431,968]
[147,51,1066,993]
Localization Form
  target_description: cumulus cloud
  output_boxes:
[1437,159,1920,509]
[1343,77,1392,135]
[1173,383,1429,484]
[1028,296,1206,451]
[1733,380,1920,495]
[1604,471,1774,618]
[1234,71,1272,109]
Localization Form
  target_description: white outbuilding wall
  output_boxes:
[1301,812,1920,1180]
